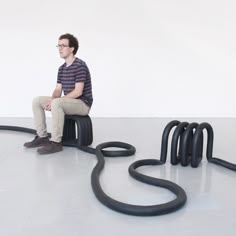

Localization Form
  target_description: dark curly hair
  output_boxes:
[59,33,79,55]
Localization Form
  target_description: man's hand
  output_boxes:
[44,98,53,111]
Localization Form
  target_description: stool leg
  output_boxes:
[62,118,76,142]
[74,116,93,146]
[84,116,93,145]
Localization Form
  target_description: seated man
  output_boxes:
[24,33,93,154]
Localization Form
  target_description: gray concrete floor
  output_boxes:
[0,117,235,236]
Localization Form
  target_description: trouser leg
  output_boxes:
[50,98,90,142]
[32,96,50,137]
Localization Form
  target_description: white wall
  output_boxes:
[0,0,236,117]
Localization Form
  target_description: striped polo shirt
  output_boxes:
[57,58,93,107]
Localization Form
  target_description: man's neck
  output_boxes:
[65,55,76,66]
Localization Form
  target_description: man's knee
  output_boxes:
[32,96,41,107]
[51,98,62,110]
[32,96,50,109]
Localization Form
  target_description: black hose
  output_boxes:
[1,119,235,217]
[2,119,235,217]
[0,125,36,134]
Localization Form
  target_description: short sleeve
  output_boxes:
[75,64,87,83]
[57,67,62,84]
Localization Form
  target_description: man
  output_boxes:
[24,33,93,154]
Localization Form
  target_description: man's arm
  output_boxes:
[51,83,62,98]
[62,82,84,99]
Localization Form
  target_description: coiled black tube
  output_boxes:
[158,120,236,171]
[0,124,187,216]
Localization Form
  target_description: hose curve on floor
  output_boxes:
[92,142,186,216]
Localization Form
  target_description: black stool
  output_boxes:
[62,115,93,147]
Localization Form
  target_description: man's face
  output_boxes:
[57,39,74,59]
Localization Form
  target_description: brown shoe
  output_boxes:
[37,141,63,155]
[24,136,49,148]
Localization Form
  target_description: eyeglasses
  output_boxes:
[56,44,70,49]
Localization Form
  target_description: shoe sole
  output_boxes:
[37,149,63,155]
[24,143,49,148]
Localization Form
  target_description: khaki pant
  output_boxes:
[32,96,90,142]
